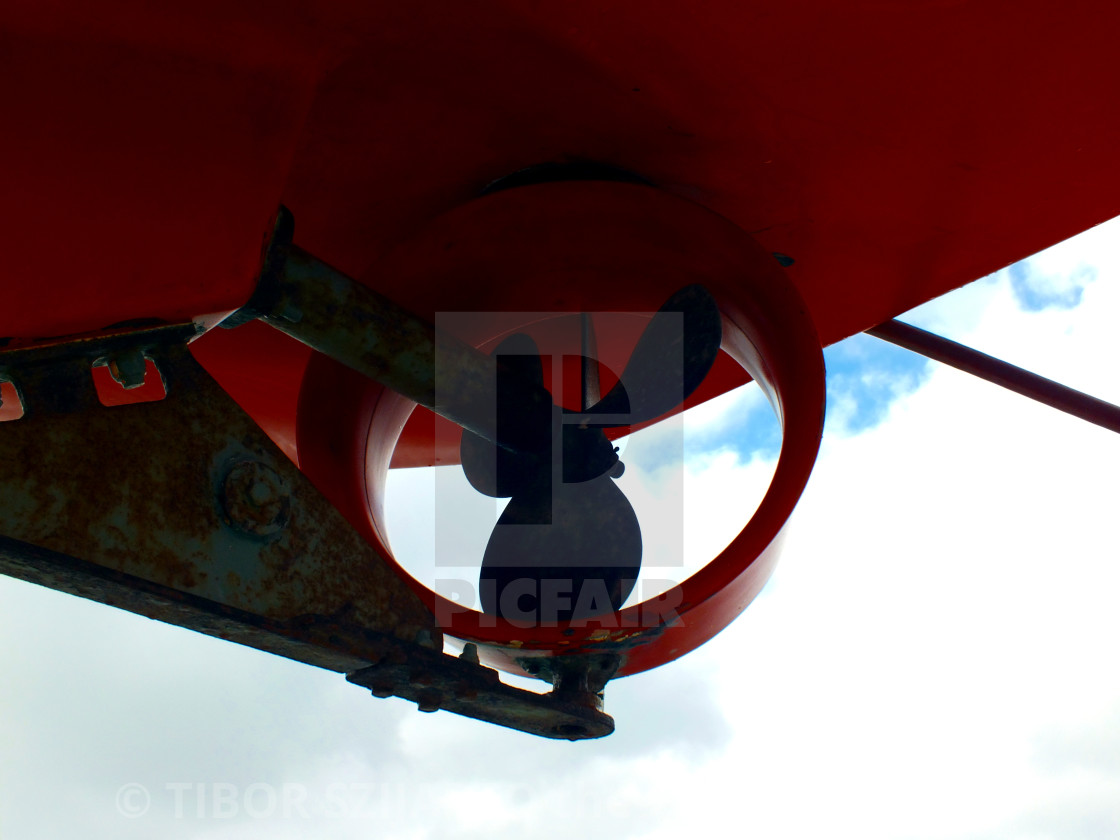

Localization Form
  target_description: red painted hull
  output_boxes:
[5,1,1119,463]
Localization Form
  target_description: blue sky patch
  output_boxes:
[1008,260,1093,312]
[823,332,932,436]
[671,328,934,463]
[685,385,782,463]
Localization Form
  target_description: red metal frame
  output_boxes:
[8,3,1120,469]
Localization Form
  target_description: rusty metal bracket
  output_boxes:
[347,642,613,740]
[224,206,556,455]
[0,329,436,669]
[0,329,615,739]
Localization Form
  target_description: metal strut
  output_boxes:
[867,319,1120,435]
[0,280,614,742]
[224,207,556,456]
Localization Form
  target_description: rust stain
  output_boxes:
[0,343,438,672]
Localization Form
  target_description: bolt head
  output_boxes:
[107,351,149,389]
[220,460,290,538]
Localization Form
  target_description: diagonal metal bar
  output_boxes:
[0,338,438,669]
[0,328,615,739]
[867,319,1120,434]
[226,207,555,454]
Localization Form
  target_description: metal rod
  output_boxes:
[866,319,1120,434]
[580,312,600,411]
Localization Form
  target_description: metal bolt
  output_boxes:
[219,460,290,537]
[107,349,149,389]
[416,689,442,713]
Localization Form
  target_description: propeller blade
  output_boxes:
[584,284,721,426]
[479,475,641,623]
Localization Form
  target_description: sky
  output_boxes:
[2,217,1120,839]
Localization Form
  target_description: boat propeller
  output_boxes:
[459,285,722,623]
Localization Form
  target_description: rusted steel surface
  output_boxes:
[2,533,615,738]
[0,338,438,664]
[347,642,614,740]
[0,534,378,673]
[229,207,555,454]
[0,326,622,738]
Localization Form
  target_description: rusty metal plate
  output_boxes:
[0,325,617,739]
[348,642,614,740]
[0,333,436,668]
